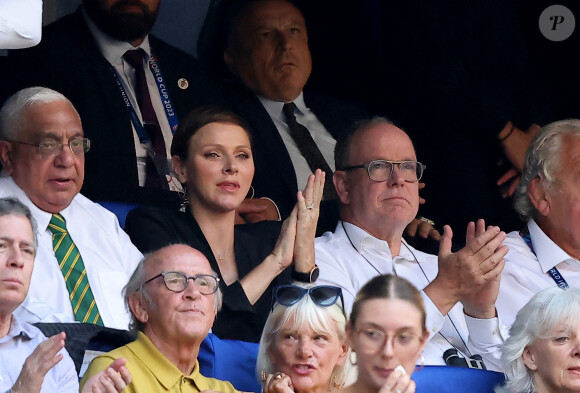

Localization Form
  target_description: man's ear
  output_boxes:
[333,171,350,205]
[0,141,14,175]
[522,346,538,371]
[528,177,550,217]
[128,292,149,325]
[171,156,188,184]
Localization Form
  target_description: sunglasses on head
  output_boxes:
[271,285,345,316]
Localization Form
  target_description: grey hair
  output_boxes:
[513,119,580,220]
[334,116,396,170]
[123,248,224,334]
[0,197,37,249]
[256,283,349,389]
[0,86,76,140]
[495,287,580,393]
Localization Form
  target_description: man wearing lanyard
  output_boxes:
[1,0,223,208]
[497,120,580,327]
[315,117,509,371]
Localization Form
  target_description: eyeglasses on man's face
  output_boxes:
[11,137,91,156]
[342,160,425,182]
[356,326,422,354]
[143,271,220,295]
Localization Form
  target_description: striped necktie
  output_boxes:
[47,214,103,325]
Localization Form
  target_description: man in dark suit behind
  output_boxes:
[1,0,223,208]
[219,0,367,232]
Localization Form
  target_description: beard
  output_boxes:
[84,0,159,43]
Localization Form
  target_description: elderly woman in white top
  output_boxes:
[497,287,580,393]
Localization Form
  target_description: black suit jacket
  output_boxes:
[223,81,367,232]
[1,9,223,207]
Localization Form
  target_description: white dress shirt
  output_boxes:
[258,92,336,191]
[0,315,78,393]
[0,0,42,49]
[315,221,507,371]
[497,219,580,327]
[84,11,180,191]
[0,177,143,329]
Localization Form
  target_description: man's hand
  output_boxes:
[496,122,540,198]
[499,122,541,172]
[497,168,521,198]
[460,220,508,318]
[12,332,66,393]
[405,217,441,241]
[425,219,507,316]
[81,358,132,393]
[418,182,427,205]
[235,198,279,224]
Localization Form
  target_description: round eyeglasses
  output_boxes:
[356,326,422,354]
[342,160,425,182]
[143,271,220,295]
[11,137,91,156]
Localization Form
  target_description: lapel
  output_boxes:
[231,85,299,196]
[70,10,139,186]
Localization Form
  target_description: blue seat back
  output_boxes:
[413,366,505,393]
[199,333,261,393]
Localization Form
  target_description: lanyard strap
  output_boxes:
[111,51,179,143]
[520,228,569,289]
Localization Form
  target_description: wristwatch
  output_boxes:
[291,265,320,283]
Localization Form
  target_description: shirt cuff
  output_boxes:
[421,290,446,337]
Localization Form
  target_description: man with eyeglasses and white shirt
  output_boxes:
[0,87,142,329]
[315,117,509,371]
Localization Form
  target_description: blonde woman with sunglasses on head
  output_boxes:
[257,284,349,393]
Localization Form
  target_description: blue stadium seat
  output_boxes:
[413,365,505,393]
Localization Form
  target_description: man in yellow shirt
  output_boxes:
[81,244,241,392]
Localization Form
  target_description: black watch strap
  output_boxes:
[291,265,319,283]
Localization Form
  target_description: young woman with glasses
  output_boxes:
[339,275,429,393]
[125,105,324,343]
[257,284,349,393]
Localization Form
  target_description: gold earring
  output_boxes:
[331,373,345,390]
[260,368,267,382]
[416,351,425,372]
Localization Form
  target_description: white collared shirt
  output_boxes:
[0,314,78,392]
[315,221,507,371]
[497,219,580,327]
[84,11,177,189]
[258,92,336,191]
[0,0,42,49]
[0,177,143,329]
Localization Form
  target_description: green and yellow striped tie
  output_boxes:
[48,214,103,326]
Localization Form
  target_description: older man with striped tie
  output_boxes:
[0,86,142,329]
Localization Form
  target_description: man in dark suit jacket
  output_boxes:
[220,0,367,232]
[1,0,223,208]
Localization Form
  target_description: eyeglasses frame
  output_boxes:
[341,160,425,182]
[143,271,220,295]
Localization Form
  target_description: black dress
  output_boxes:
[125,207,290,342]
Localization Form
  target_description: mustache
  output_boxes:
[110,0,149,13]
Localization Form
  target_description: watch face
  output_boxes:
[310,266,320,281]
